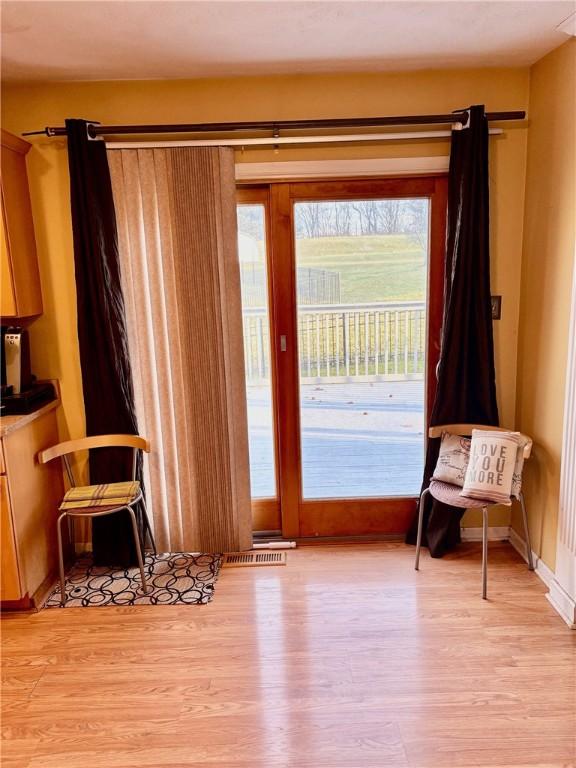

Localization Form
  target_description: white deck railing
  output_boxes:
[243,300,426,383]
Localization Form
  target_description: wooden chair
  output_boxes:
[38,434,155,606]
[414,424,534,599]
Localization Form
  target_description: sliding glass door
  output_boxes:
[238,177,447,538]
[294,197,429,501]
[237,189,280,532]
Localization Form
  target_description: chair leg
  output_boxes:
[415,488,429,571]
[56,512,67,607]
[519,492,534,571]
[482,507,488,600]
[127,506,150,594]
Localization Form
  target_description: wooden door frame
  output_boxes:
[237,187,281,532]
[238,176,448,538]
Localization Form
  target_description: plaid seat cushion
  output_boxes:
[59,481,140,510]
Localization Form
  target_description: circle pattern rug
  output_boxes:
[44,552,222,608]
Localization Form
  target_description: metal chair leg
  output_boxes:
[415,488,429,571]
[519,492,534,571]
[127,506,150,594]
[56,512,67,606]
[482,507,488,600]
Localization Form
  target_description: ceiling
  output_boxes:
[1,1,574,83]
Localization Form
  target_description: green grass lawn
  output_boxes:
[295,234,427,303]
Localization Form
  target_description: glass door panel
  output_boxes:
[237,204,277,500]
[293,198,430,500]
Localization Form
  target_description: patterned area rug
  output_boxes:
[44,552,222,608]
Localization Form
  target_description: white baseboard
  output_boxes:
[546,580,576,629]
[461,525,575,628]
[508,527,575,629]
[460,526,510,542]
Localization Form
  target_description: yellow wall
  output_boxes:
[514,40,576,570]
[1,67,530,526]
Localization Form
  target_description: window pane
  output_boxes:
[294,198,429,499]
[237,204,276,499]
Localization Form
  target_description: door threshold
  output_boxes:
[253,530,283,540]
[253,531,406,546]
[295,534,405,546]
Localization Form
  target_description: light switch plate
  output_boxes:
[491,295,502,320]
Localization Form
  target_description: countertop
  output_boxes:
[0,398,60,438]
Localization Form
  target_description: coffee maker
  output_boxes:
[1,327,33,394]
[1,327,55,414]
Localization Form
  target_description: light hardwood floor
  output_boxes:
[1,542,575,768]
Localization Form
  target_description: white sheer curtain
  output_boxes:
[108,147,251,553]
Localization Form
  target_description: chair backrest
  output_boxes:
[428,424,532,459]
[38,434,150,487]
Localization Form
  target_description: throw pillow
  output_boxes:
[511,434,532,499]
[432,432,471,486]
[460,430,520,505]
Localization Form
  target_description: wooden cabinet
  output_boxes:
[0,402,64,609]
[0,129,43,318]
[0,475,21,600]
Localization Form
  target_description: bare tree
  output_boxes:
[377,199,402,234]
[350,200,381,234]
[299,203,323,238]
[295,199,428,242]
[403,199,429,250]
[333,202,352,236]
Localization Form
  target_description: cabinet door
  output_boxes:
[0,132,42,318]
[0,476,22,601]
[0,200,17,317]
[3,411,64,598]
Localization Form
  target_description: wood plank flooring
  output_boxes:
[1,542,575,768]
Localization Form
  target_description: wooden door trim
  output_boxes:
[286,175,447,537]
[298,499,416,538]
[287,177,438,201]
[237,187,282,532]
[269,184,302,538]
[427,176,448,423]
[239,175,447,538]
[251,499,280,532]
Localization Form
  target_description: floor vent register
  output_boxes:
[222,551,287,567]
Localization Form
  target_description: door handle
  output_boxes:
[280,335,287,352]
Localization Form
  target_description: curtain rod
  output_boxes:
[22,110,526,138]
[106,128,504,149]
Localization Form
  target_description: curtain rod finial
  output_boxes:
[451,109,470,131]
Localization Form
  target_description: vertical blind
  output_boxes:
[108,146,252,553]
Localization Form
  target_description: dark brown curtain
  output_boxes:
[406,105,499,557]
[66,119,144,566]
